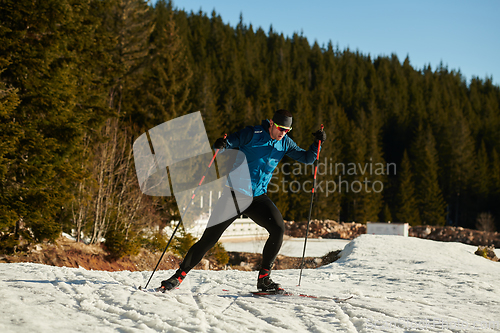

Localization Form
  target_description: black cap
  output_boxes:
[272,111,292,129]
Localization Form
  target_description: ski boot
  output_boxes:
[158,270,186,293]
[257,268,283,292]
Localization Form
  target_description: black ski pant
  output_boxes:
[179,190,285,273]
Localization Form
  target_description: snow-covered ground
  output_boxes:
[1,235,500,333]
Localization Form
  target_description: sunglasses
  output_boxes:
[274,123,292,133]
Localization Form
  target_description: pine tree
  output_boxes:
[490,149,500,230]
[130,0,192,130]
[344,117,368,222]
[381,203,393,222]
[473,141,489,208]
[395,150,421,226]
[490,149,500,197]
[103,0,154,115]
[439,109,476,226]
[412,125,446,225]
[362,109,385,222]
[199,68,223,143]
[313,105,342,220]
[0,0,111,244]
[77,0,156,245]
[267,30,291,112]
[0,75,22,249]
[477,79,500,154]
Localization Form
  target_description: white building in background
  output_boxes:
[366,222,409,237]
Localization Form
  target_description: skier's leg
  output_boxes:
[244,194,285,269]
[179,216,235,272]
[161,188,237,291]
[243,194,285,291]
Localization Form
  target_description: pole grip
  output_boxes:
[311,124,323,193]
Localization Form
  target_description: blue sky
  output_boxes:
[167,0,499,86]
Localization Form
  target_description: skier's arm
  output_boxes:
[213,126,254,151]
[285,140,320,165]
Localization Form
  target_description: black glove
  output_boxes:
[214,137,227,150]
[312,130,326,145]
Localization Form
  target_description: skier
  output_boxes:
[159,109,326,292]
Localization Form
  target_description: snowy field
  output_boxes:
[1,235,500,333]
[221,237,350,257]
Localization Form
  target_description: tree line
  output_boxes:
[1,0,499,254]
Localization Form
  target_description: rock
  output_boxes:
[200,259,210,270]
[410,226,500,248]
[475,246,499,262]
[285,220,366,240]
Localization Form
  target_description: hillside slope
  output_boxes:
[1,235,499,332]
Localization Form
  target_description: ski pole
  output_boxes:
[298,125,323,286]
[140,134,227,290]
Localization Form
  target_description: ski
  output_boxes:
[137,286,352,302]
[250,290,353,302]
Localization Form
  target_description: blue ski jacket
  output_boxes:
[217,120,320,197]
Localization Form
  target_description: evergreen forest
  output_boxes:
[1,0,499,254]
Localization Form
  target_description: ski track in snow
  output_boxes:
[1,235,500,333]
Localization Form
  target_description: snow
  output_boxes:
[1,235,500,332]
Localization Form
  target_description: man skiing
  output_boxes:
[159,109,326,292]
